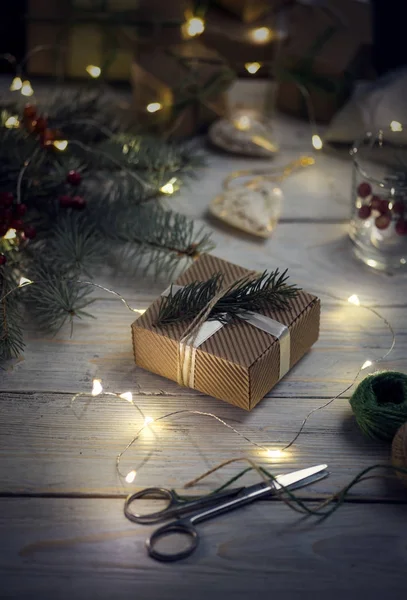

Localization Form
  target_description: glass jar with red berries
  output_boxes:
[350,129,407,271]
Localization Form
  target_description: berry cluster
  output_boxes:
[0,192,35,239]
[23,105,86,209]
[0,191,36,266]
[357,182,407,236]
[58,170,85,210]
[23,104,58,148]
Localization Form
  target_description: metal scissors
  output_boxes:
[124,464,328,562]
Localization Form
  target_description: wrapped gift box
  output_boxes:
[276,0,372,123]
[131,41,234,136]
[132,254,320,410]
[202,6,281,74]
[214,0,287,24]
[26,0,189,80]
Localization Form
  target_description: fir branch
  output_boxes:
[91,202,214,277]
[23,265,95,333]
[42,213,108,276]
[0,269,25,360]
[156,270,300,326]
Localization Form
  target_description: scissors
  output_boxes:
[124,464,328,562]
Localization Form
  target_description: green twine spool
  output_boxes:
[349,371,407,441]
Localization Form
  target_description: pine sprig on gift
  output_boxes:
[156,269,300,325]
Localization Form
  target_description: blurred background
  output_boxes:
[0,1,396,136]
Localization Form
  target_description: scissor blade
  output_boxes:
[274,464,328,491]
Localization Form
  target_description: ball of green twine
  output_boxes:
[349,371,407,441]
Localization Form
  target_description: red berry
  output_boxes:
[34,116,47,133]
[59,195,73,208]
[0,224,8,237]
[358,205,371,219]
[0,254,6,265]
[23,104,37,119]
[23,225,37,240]
[375,214,391,230]
[357,182,372,198]
[71,195,86,210]
[0,192,13,207]
[11,219,24,231]
[370,195,382,210]
[67,170,82,186]
[392,200,405,215]
[14,203,27,217]
[379,199,390,214]
[395,219,407,236]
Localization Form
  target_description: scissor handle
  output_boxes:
[146,520,199,562]
[124,488,175,524]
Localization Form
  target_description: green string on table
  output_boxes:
[349,371,407,441]
[173,463,407,522]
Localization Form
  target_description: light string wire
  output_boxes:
[3,42,324,152]
[281,293,396,452]
[6,275,388,480]
[0,274,396,477]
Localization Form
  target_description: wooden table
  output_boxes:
[2,117,407,599]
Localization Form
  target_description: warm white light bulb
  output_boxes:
[250,27,272,43]
[146,102,162,113]
[267,449,283,458]
[348,294,360,306]
[86,65,101,78]
[390,120,402,132]
[10,76,22,91]
[245,62,262,74]
[312,134,323,150]
[233,115,252,131]
[3,228,16,240]
[53,140,68,151]
[185,16,205,37]
[125,470,137,483]
[119,391,133,403]
[160,177,177,195]
[21,81,34,97]
[144,416,154,426]
[91,378,103,396]
[5,116,19,129]
[19,277,33,287]
[361,360,373,370]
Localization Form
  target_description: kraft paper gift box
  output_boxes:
[275,0,372,123]
[131,41,234,137]
[132,254,320,411]
[26,0,189,80]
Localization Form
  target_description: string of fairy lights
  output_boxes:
[0,20,400,489]
[1,7,325,153]
[1,274,396,486]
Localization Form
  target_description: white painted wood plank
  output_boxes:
[173,148,351,221]
[1,498,407,600]
[0,300,403,395]
[58,221,407,308]
[0,391,403,498]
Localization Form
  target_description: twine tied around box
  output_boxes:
[161,273,291,388]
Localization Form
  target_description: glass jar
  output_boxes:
[349,128,407,272]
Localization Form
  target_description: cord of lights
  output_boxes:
[3,276,396,483]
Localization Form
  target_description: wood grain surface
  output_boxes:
[1,110,407,599]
